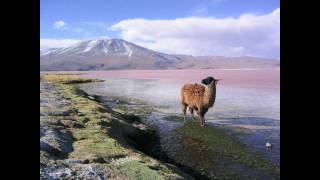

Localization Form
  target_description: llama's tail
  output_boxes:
[180,85,186,105]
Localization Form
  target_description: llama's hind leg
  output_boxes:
[189,107,196,121]
[182,104,187,122]
[196,110,202,125]
[199,114,206,127]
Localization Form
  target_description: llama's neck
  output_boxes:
[204,85,216,107]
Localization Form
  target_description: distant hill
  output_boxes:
[40,38,279,71]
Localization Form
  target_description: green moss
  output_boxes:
[117,104,129,112]
[132,106,154,116]
[111,160,165,180]
[164,115,185,122]
[110,158,190,180]
[176,122,278,176]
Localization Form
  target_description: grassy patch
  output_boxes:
[41,74,103,84]
[110,160,166,180]
[41,73,190,179]
[70,128,128,162]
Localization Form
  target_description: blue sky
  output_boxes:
[40,0,280,59]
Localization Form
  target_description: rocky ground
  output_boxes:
[40,74,191,180]
[40,81,113,179]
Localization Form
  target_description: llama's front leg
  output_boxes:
[202,109,208,125]
[182,104,187,123]
[199,110,206,127]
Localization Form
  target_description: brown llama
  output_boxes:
[180,76,220,126]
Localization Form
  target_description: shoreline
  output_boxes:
[40,73,279,179]
[40,74,192,179]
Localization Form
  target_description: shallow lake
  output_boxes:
[78,68,280,165]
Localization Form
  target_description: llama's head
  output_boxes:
[201,76,220,86]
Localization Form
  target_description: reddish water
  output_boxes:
[82,68,279,89]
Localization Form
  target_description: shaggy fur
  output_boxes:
[180,76,218,126]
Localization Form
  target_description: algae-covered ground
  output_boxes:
[40,73,279,180]
[161,117,280,179]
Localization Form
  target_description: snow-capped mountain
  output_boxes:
[41,39,139,57]
[40,39,183,70]
[40,38,279,71]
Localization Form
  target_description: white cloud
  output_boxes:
[40,39,81,50]
[54,21,67,29]
[191,5,208,15]
[82,21,107,28]
[191,0,227,15]
[86,35,110,40]
[112,8,280,59]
